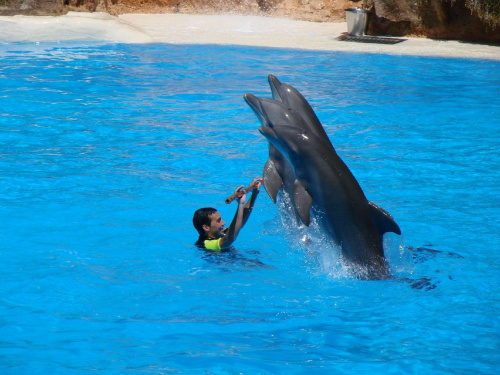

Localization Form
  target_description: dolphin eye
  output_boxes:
[301,134,309,140]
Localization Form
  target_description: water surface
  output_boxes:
[0,42,499,374]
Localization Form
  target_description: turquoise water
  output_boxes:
[1,42,499,374]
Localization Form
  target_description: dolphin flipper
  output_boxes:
[263,159,284,203]
[293,179,313,226]
[369,201,402,235]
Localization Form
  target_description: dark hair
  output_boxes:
[193,207,217,236]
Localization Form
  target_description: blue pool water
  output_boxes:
[1,42,499,374]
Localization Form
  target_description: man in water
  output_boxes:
[193,177,262,251]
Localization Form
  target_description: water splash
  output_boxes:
[274,192,352,279]
[274,190,416,279]
[384,232,414,277]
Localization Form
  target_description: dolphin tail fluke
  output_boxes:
[293,180,313,226]
[369,201,402,235]
[263,159,284,203]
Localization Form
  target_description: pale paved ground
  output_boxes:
[0,11,499,60]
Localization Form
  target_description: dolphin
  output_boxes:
[243,93,301,204]
[267,74,333,149]
[259,124,401,278]
[244,76,335,205]
[244,92,319,223]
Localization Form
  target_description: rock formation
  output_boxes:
[367,0,500,43]
[1,0,499,42]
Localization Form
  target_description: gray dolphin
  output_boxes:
[243,93,302,204]
[259,124,401,278]
[244,75,335,205]
[244,92,322,226]
[267,74,332,149]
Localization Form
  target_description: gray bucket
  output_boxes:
[345,8,369,36]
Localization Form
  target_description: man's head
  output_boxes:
[193,207,226,239]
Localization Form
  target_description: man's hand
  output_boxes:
[234,185,246,204]
[251,177,262,191]
[224,177,262,204]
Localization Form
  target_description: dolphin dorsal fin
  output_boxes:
[369,201,402,235]
[263,159,283,203]
[294,180,313,226]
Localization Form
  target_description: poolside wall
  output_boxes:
[1,0,499,42]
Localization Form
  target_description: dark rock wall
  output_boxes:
[367,0,500,42]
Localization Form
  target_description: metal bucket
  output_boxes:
[345,8,369,36]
